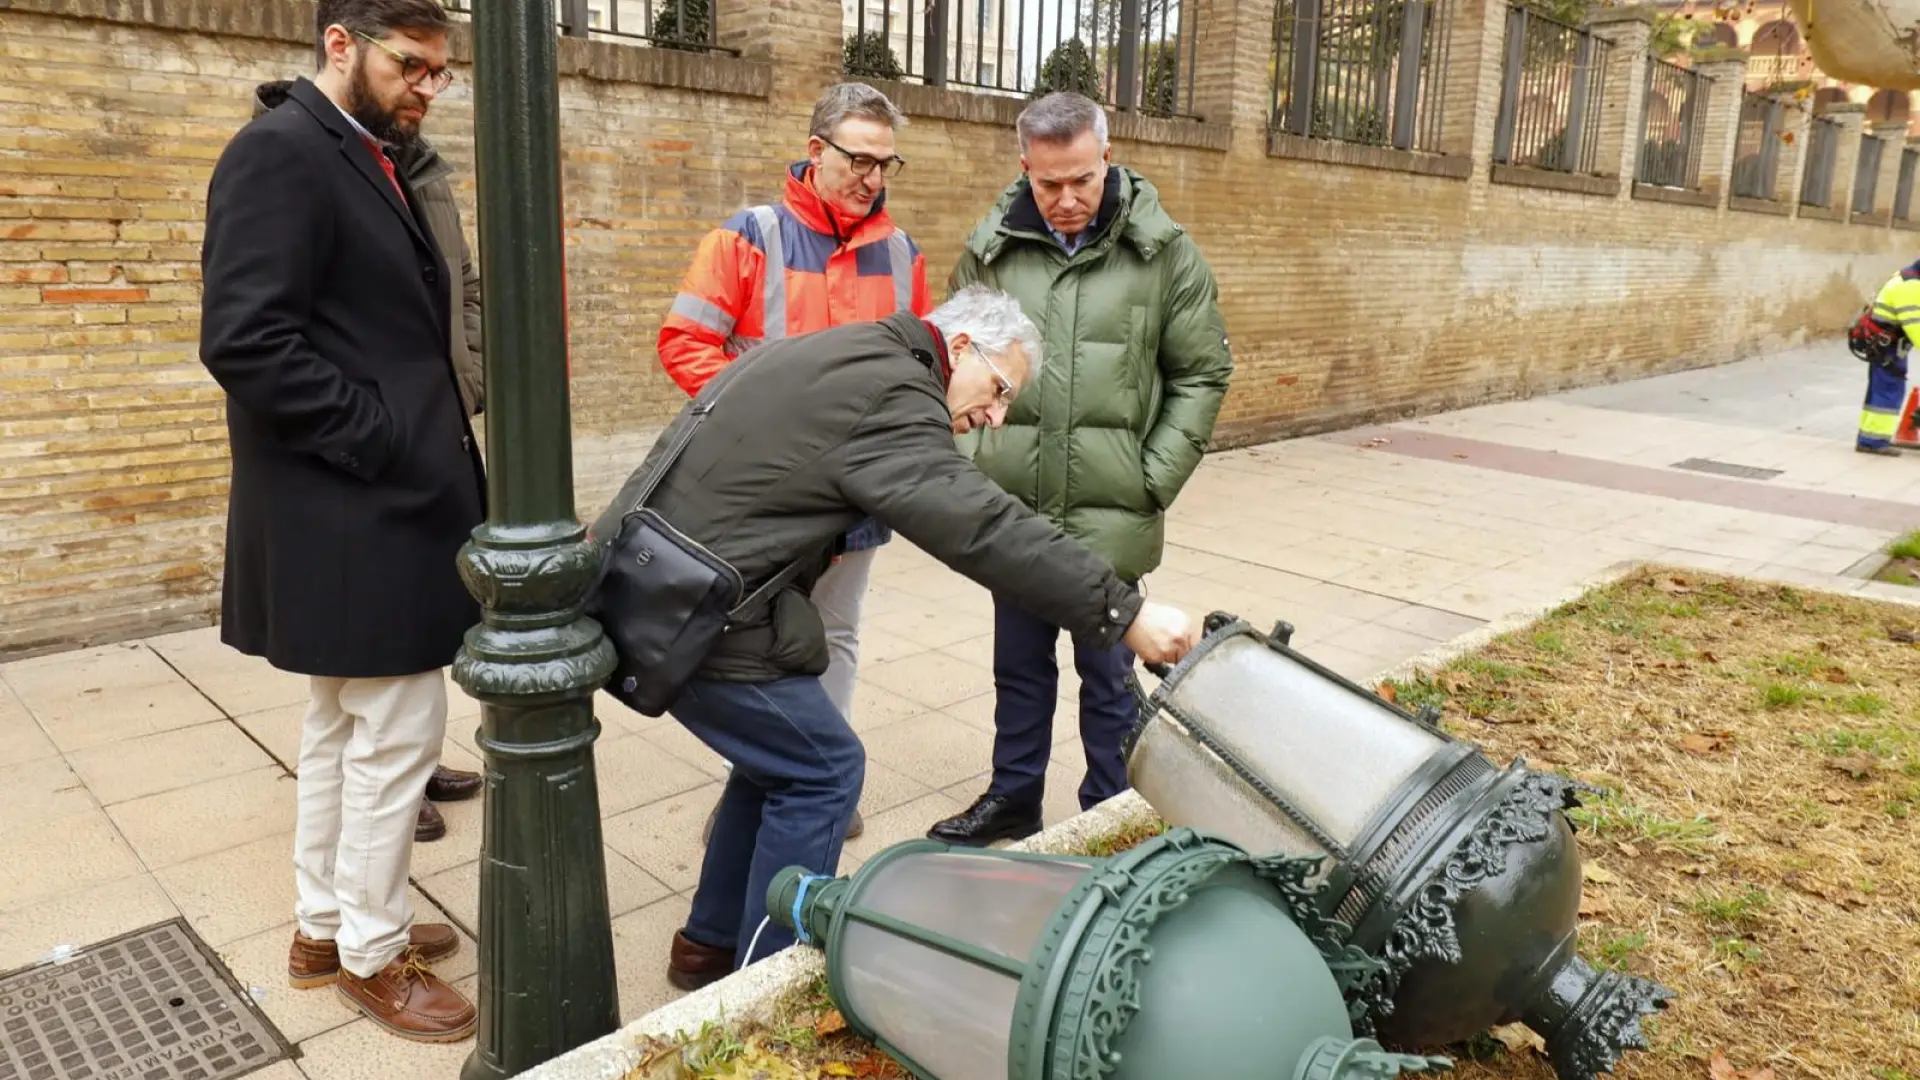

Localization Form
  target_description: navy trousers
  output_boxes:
[1858,352,1910,449]
[984,596,1138,813]
[671,676,864,967]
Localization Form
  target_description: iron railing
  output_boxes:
[1800,113,1840,207]
[1637,57,1708,189]
[442,0,726,52]
[1745,54,1799,81]
[1897,146,1919,220]
[1853,133,1887,214]
[1270,0,1455,152]
[1490,5,1611,174]
[1731,91,1786,199]
[843,0,1198,116]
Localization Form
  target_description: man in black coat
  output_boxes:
[588,286,1200,990]
[198,0,481,1043]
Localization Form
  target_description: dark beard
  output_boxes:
[346,50,419,148]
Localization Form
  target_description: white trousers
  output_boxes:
[721,546,876,778]
[811,546,877,722]
[292,670,447,977]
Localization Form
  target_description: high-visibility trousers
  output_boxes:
[1858,353,1909,449]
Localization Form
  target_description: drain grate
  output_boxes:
[0,920,291,1080]
[1670,457,1784,481]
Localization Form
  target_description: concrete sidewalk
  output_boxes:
[4,343,1918,1080]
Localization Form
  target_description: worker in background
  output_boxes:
[1851,259,1920,455]
[657,82,933,845]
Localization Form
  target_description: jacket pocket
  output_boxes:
[765,587,830,676]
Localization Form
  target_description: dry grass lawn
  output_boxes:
[1382,566,1920,1080]
[632,567,1920,1080]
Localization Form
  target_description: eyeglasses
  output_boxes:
[975,345,1016,404]
[354,30,456,92]
[820,136,906,179]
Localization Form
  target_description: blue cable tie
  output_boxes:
[791,873,829,945]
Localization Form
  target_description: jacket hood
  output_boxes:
[254,77,448,183]
[963,164,1183,265]
[782,162,896,247]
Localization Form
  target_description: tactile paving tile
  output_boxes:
[0,920,291,1080]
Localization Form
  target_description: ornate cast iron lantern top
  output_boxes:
[1125,615,1674,1080]
[768,829,1451,1080]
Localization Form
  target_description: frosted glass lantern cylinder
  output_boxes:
[767,832,1452,1080]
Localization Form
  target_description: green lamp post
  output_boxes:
[452,1,622,1078]
[766,829,1453,1080]
[1124,615,1673,1080]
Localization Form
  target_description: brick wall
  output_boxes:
[0,0,1908,658]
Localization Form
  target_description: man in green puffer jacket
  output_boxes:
[928,92,1234,847]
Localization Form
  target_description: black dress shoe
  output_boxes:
[927,794,1042,847]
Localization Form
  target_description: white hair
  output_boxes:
[928,284,1044,384]
[1016,92,1109,154]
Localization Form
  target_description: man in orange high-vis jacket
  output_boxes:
[658,82,931,852]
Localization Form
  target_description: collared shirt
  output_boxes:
[328,94,381,145]
[1050,220,1097,255]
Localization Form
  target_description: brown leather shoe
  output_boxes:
[336,954,476,1043]
[416,798,446,842]
[425,765,482,802]
[288,924,461,989]
[667,930,735,992]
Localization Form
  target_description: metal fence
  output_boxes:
[442,0,726,51]
[1897,146,1919,220]
[1800,113,1840,207]
[1490,5,1611,174]
[1636,57,1708,189]
[1270,0,1455,152]
[1730,91,1786,200]
[844,0,1198,116]
[1853,133,1887,214]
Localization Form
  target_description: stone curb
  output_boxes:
[517,791,1160,1080]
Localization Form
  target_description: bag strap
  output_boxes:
[727,556,809,623]
[628,360,749,512]
[625,354,810,623]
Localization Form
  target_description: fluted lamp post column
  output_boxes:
[454,2,621,1078]
[1124,615,1674,1080]
[767,830,1453,1080]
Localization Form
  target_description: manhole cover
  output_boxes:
[1670,457,1784,481]
[0,920,291,1080]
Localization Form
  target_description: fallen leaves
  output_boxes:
[1655,575,1695,595]
[1682,732,1728,755]
[1583,862,1620,884]
[1487,1021,1548,1056]
[1579,891,1613,916]
[813,1010,847,1039]
[1376,681,1397,703]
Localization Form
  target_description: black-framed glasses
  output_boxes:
[354,30,456,92]
[821,136,906,179]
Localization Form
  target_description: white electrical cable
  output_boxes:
[740,915,774,967]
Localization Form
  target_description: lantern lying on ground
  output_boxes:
[1124,615,1673,1080]
[766,829,1451,1080]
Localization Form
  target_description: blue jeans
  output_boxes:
[985,597,1137,813]
[671,677,864,966]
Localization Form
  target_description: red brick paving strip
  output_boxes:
[1324,426,1920,532]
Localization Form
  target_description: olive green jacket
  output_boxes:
[949,166,1233,581]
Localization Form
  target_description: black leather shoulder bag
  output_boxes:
[592,371,805,717]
